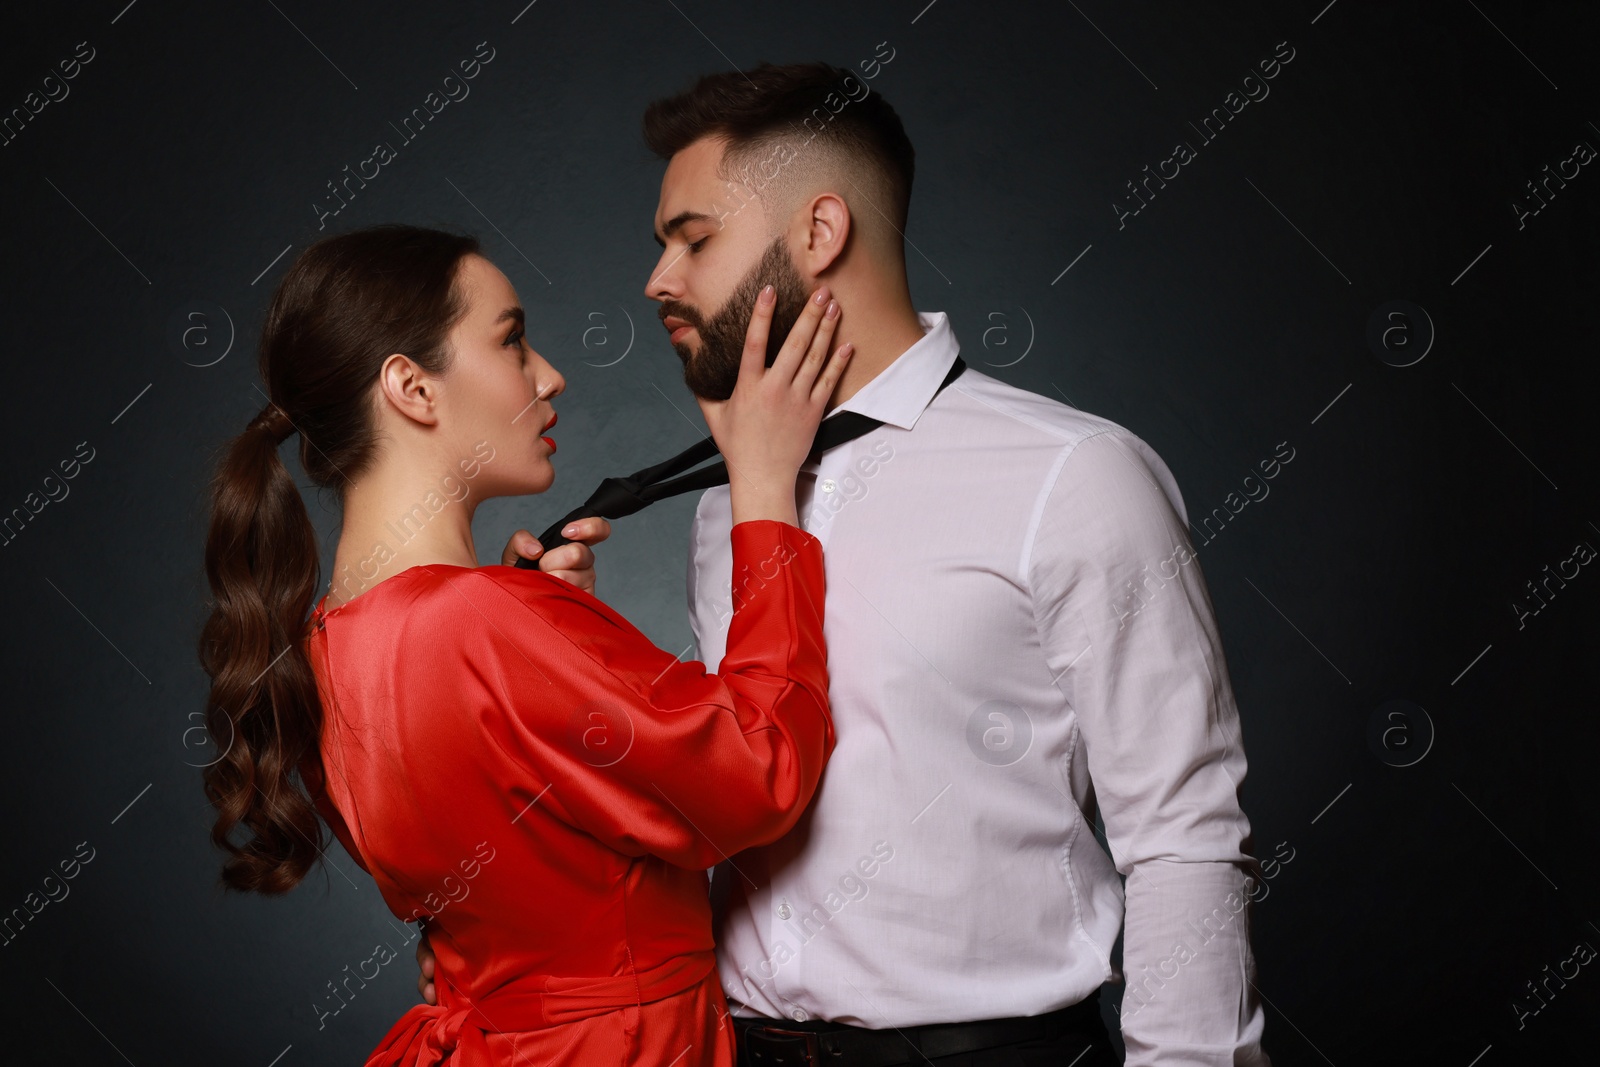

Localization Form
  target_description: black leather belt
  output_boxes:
[733,994,1103,1067]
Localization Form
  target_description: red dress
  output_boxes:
[302,520,832,1066]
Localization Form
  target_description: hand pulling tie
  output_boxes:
[516,357,967,566]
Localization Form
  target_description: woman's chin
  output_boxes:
[488,466,556,498]
[521,465,557,495]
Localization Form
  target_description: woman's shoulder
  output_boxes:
[371,565,657,692]
[316,563,576,638]
[397,562,580,619]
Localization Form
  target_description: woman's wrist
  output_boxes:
[729,479,799,528]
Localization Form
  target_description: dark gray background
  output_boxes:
[2,0,1596,1062]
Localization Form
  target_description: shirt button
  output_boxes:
[777,902,792,919]
[820,479,837,494]
[790,1007,808,1022]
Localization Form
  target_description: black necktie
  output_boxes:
[516,356,967,564]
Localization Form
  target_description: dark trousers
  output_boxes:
[732,991,1121,1067]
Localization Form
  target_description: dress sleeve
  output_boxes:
[474,518,834,870]
[299,752,373,876]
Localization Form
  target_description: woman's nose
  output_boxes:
[533,352,565,400]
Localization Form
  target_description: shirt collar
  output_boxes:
[827,311,960,432]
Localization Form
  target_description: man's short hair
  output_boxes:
[643,61,916,234]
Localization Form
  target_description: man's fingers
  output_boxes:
[502,530,542,566]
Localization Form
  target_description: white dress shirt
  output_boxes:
[687,311,1270,1065]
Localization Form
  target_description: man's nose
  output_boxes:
[645,248,685,302]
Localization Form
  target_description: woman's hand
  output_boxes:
[415,926,437,1006]
[499,516,612,594]
[696,284,853,526]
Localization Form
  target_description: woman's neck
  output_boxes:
[327,468,481,607]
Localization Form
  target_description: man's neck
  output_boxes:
[824,302,928,411]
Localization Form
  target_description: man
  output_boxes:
[426,62,1272,1066]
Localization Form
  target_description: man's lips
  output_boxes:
[662,315,694,344]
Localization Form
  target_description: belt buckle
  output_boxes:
[743,1024,823,1065]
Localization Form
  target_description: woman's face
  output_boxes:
[437,253,565,497]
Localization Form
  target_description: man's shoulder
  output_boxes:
[945,366,1140,454]
[946,369,1185,512]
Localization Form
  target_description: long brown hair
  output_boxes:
[198,224,481,893]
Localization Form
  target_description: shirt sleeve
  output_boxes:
[474,518,834,872]
[1026,429,1270,1066]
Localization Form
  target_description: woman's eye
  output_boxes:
[505,328,524,348]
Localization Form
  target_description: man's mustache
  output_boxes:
[658,301,706,332]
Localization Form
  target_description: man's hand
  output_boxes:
[415,925,437,1006]
[500,516,612,594]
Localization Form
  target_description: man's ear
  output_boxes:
[795,192,851,275]
[377,352,442,429]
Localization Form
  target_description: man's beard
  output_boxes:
[661,236,811,401]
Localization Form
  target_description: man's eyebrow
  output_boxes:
[653,210,718,248]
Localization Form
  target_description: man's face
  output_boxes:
[646,137,811,400]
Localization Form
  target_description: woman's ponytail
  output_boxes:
[198,401,323,893]
[196,224,480,894]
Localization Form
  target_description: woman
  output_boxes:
[197,223,852,1064]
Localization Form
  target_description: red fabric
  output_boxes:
[303,519,832,1065]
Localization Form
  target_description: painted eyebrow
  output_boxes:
[653,210,718,248]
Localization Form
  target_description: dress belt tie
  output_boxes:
[364,951,716,1066]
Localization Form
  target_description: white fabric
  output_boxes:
[688,311,1270,1064]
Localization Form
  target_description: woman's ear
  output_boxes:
[797,192,851,275]
[377,352,442,429]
